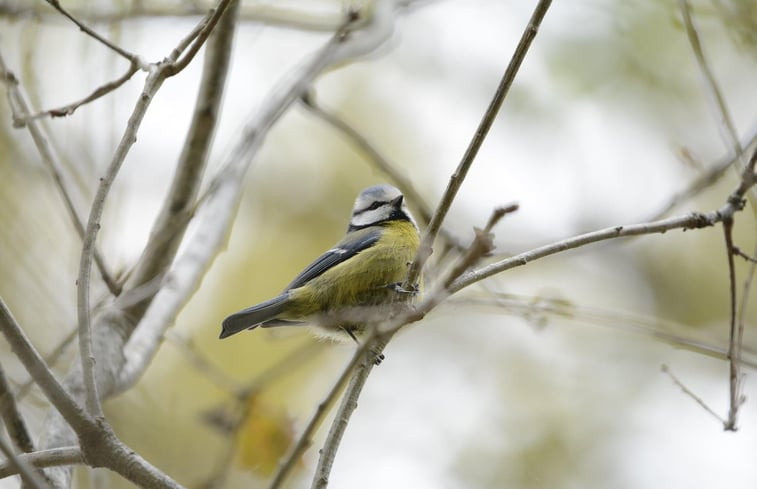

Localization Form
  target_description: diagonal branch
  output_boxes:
[0,297,94,433]
[44,0,140,63]
[405,0,553,288]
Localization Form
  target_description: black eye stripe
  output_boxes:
[353,200,387,215]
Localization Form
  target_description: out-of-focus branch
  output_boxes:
[405,0,553,289]
[0,447,83,479]
[0,298,93,435]
[649,131,757,220]
[299,91,434,227]
[0,52,121,296]
[0,363,34,453]
[451,292,757,368]
[678,0,746,172]
[1,2,348,32]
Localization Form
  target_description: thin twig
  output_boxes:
[0,363,35,453]
[661,364,726,424]
[0,447,83,478]
[17,61,140,125]
[442,205,517,290]
[269,339,372,489]
[733,246,757,263]
[44,0,140,63]
[165,0,234,77]
[405,0,553,288]
[0,435,51,489]
[451,207,744,294]
[648,130,757,219]
[0,51,122,296]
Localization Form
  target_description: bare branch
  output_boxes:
[405,0,553,288]
[0,363,34,453]
[309,336,388,489]
[722,217,743,431]
[441,205,517,290]
[16,61,140,125]
[43,0,140,63]
[0,447,83,479]
[649,130,757,219]
[452,208,738,294]
[661,364,726,424]
[270,338,376,489]
[165,0,235,77]
[299,91,435,228]
[679,0,749,176]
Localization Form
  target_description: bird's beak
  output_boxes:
[391,195,404,208]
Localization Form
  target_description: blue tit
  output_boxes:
[220,184,420,340]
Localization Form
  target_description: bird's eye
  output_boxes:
[367,201,383,211]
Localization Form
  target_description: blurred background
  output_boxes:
[1,0,757,488]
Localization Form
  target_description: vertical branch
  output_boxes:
[405,0,553,287]
[721,217,742,431]
[76,68,167,418]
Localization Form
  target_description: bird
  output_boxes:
[220,184,421,341]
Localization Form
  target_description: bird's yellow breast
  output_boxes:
[285,220,420,325]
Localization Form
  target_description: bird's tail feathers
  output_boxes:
[220,293,291,339]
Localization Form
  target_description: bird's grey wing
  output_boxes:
[284,228,381,290]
